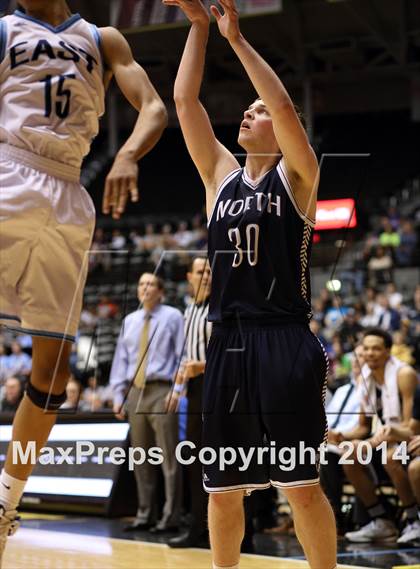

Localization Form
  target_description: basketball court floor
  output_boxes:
[3,513,420,569]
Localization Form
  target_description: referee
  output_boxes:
[167,256,212,548]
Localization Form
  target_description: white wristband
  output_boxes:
[173,383,184,394]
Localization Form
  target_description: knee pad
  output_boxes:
[26,381,67,411]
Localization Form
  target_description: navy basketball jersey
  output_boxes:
[207,158,316,323]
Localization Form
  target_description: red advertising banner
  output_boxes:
[315,199,357,231]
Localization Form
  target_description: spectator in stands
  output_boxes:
[0,345,10,382]
[320,343,365,533]
[110,229,126,250]
[387,207,400,231]
[173,220,194,249]
[130,230,144,251]
[82,376,113,412]
[338,308,364,353]
[375,293,401,332]
[343,329,418,544]
[385,283,403,310]
[110,273,184,534]
[0,377,24,413]
[7,341,31,379]
[391,331,415,366]
[142,223,159,253]
[96,305,121,385]
[324,296,348,337]
[367,246,393,286]
[61,378,82,411]
[379,218,400,249]
[396,219,418,266]
[328,337,352,390]
[79,304,98,334]
[402,386,420,545]
[90,228,111,273]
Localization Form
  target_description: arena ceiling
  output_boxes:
[9,0,420,123]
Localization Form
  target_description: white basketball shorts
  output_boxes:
[0,144,95,342]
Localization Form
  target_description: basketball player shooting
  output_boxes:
[164,0,337,567]
[0,0,166,563]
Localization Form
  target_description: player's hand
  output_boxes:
[408,435,420,456]
[113,402,126,420]
[162,0,210,26]
[210,0,240,43]
[103,153,139,219]
[183,360,204,379]
[370,425,393,447]
[165,390,181,413]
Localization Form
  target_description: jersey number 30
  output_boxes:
[228,224,260,267]
[40,74,75,119]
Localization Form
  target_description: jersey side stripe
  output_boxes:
[276,159,316,227]
[207,168,241,227]
[89,24,106,72]
[0,20,7,64]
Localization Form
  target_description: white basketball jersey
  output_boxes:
[0,10,105,169]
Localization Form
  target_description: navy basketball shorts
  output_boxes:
[202,321,329,493]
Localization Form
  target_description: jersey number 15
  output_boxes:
[40,74,75,119]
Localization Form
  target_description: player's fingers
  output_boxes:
[129,181,139,204]
[210,5,222,19]
[116,182,129,217]
[103,178,113,213]
[110,178,123,219]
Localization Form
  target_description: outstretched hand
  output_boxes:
[210,0,241,43]
[162,0,210,25]
[103,154,139,219]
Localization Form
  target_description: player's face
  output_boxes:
[137,273,163,305]
[238,100,279,153]
[362,335,390,370]
[187,258,212,298]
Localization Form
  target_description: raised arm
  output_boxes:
[211,0,319,221]
[163,0,239,216]
[100,27,168,219]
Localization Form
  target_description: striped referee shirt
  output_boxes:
[184,299,212,362]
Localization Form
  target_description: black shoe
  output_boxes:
[149,523,179,534]
[168,529,209,548]
[123,520,153,532]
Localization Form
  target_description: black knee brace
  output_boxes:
[26,381,67,411]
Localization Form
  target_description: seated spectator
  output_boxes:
[396,219,418,266]
[0,376,24,413]
[0,344,11,382]
[385,283,403,310]
[338,309,363,353]
[367,246,393,286]
[324,297,349,337]
[173,220,194,249]
[90,228,111,272]
[61,378,82,411]
[328,337,352,390]
[379,218,400,249]
[344,329,418,544]
[110,229,126,250]
[401,386,420,545]
[387,206,400,231]
[7,341,32,378]
[81,376,113,412]
[391,331,415,366]
[320,343,365,533]
[375,293,401,332]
